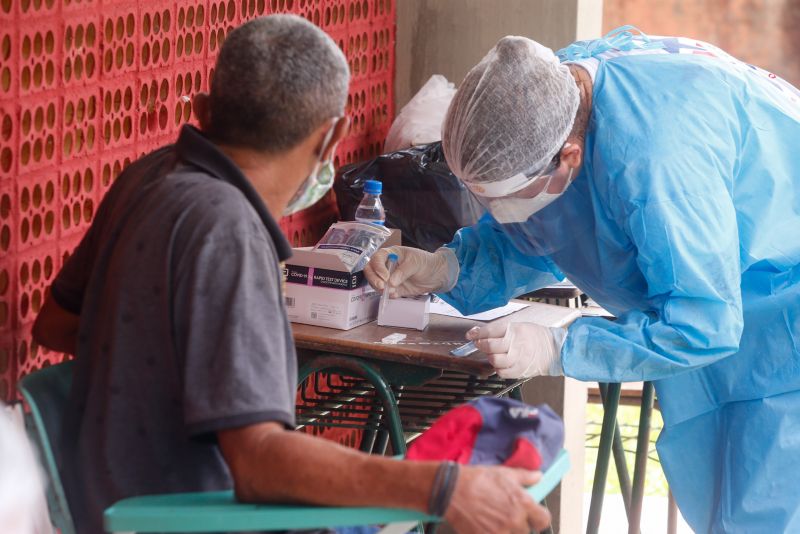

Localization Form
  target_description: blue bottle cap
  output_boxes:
[364,179,382,194]
[388,253,399,262]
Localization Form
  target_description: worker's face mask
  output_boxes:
[465,144,574,224]
[488,169,573,224]
[284,122,338,216]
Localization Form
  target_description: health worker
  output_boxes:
[365,27,800,533]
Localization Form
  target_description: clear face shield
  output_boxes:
[463,144,573,224]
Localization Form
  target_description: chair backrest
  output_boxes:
[19,360,77,534]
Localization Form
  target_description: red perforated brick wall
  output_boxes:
[0,0,396,410]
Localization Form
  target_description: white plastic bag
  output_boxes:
[384,75,456,152]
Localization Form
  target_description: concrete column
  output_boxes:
[395,0,603,108]
[520,376,588,534]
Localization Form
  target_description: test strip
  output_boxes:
[450,340,479,358]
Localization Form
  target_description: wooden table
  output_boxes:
[293,299,580,374]
[291,302,580,452]
[293,312,492,376]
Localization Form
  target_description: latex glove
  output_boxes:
[467,322,568,379]
[364,246,459,297]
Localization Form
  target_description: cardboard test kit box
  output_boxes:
[283,230,400,330]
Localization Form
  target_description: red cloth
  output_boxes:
[406,404,543,470]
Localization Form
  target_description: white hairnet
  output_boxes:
[442,36,580,186]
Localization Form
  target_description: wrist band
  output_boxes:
[428,462,460,517]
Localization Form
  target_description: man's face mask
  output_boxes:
[284,122,338,216]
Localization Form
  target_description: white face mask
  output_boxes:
[284,123,338,216]
[488,167,573,224]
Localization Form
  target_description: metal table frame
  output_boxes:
[585,382,677,534]
[296,351,526,455]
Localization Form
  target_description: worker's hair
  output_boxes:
[208,15,349,152]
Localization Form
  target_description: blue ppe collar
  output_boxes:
[557,25,665,61]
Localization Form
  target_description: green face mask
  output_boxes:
[284,122,337,216]
[283,159,335,216]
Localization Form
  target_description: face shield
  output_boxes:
[463,145,573,224]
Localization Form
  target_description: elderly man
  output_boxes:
[32,15,550,534]
[366,28,800,533]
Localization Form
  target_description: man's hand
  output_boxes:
[445,466,551,533]
[467,322,567,378]
[364,246,457,298]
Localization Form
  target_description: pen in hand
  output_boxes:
[379,252,399,317]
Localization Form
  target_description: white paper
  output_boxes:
[429,296,529,321]
[380,333,407,344]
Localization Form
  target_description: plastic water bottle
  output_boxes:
[354,179,386,225]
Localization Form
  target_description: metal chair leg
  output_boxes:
[586,383,621,534]
[667,490,678,534]
[628,382,654,534]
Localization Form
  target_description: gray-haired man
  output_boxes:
[32,15,550,534]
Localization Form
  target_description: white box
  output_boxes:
[283,229,401,330]
[377,295,431,330]
[285,283,380,330]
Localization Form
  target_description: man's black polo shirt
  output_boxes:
[52,125,297,533]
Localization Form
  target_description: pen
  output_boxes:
[379,253,399,317]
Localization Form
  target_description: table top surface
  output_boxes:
[292,300,582,376]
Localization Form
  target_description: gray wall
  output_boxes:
[395,0,602,109]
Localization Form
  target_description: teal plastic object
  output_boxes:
[18,360,77,534]
[104,450,570,533]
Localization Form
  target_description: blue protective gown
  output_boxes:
[440,36,800,532]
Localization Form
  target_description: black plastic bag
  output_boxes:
[334,142,484,252]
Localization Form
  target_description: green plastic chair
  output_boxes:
[20,360,570,534]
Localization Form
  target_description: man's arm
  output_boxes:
[440,213,563,316]
[218,423,551,534]
[32,293,79,355]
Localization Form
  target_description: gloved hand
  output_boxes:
[364,246,459,297]
[467,322,568,379]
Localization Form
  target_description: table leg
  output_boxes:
[598,384,634,522]
[611,421,633,515]
[586,383,621,534]
[628,382,654,534]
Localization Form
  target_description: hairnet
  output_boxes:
[442,36,580,186]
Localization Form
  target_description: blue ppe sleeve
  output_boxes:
[563,187,744,382]
[438,214,563,315]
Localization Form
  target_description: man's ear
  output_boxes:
[193,92,212,131]
[561,141,582,170]
[320,116,350,161]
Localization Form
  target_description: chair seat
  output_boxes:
[105,490,435,532]
[104,450,570,533]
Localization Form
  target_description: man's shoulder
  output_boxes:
[160,167,279,265]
